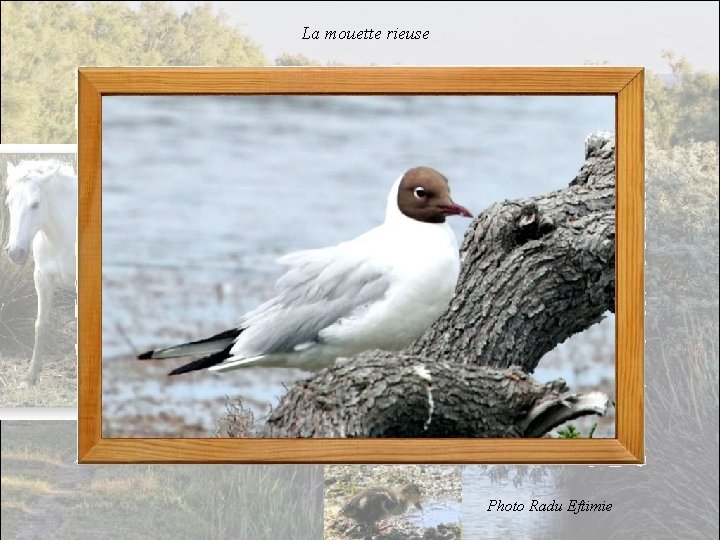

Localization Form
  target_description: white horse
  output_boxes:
[4,160,76,386]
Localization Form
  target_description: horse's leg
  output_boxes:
[24,272,56,386]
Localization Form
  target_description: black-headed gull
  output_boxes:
[138,166,472,375]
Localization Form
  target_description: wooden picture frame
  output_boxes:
[78,67,644,464]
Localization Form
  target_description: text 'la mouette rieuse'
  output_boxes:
[302,27,430,40]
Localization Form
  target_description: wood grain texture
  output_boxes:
[77,67,644,464]
[79,66,639,95]
[79,438,639,464]
[78,71,102,460]
[615,70,645,462]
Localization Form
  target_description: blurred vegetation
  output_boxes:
[274,52,344,66]
[1,421,77,537]
[2,422,323,540]
[60,465,323,540]
[0,1,267,143]
[275,52,319,66]
[644,56,718,475]
[646,51,719,149]
[645,55,718,313]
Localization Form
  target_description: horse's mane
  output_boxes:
[6,159,75,190]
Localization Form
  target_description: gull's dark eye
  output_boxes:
[413,187,427,199]
[31,201,40,210]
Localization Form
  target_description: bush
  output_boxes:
[646,52,719,149]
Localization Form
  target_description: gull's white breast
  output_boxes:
[318,218,460,353]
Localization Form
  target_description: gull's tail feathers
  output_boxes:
[168,344,235,376]
[137,328,242,361]
[207,354,269,373]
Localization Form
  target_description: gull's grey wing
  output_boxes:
[229,245,391,358]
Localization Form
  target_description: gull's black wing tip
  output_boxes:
[167,345,233,376]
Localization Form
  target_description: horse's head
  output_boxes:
[4,161,60,266]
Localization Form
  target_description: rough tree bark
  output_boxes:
[261,132,616,438]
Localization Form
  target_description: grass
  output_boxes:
[1,476,53,493]
[0,256,36,356]
[1,421,75,462]
[0,348,76,406]
[556,423,597,438]
[2,421,324,540]
[214,397,258,437]
[54,465,323,540]
[1,421,76,537]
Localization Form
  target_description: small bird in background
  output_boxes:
[138,166,472,375]
[340,483,423,534]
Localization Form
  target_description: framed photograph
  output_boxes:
[78,67,644,463]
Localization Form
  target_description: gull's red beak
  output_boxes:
[439,202,473,218]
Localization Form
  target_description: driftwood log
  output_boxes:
[262,132,615,438]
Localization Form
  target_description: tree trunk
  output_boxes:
[261,132,615,438]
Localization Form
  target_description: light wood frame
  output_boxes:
[78,67,644,464]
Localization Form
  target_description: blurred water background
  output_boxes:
[102,95,615,437]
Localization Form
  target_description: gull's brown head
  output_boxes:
[396,166,472,224]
